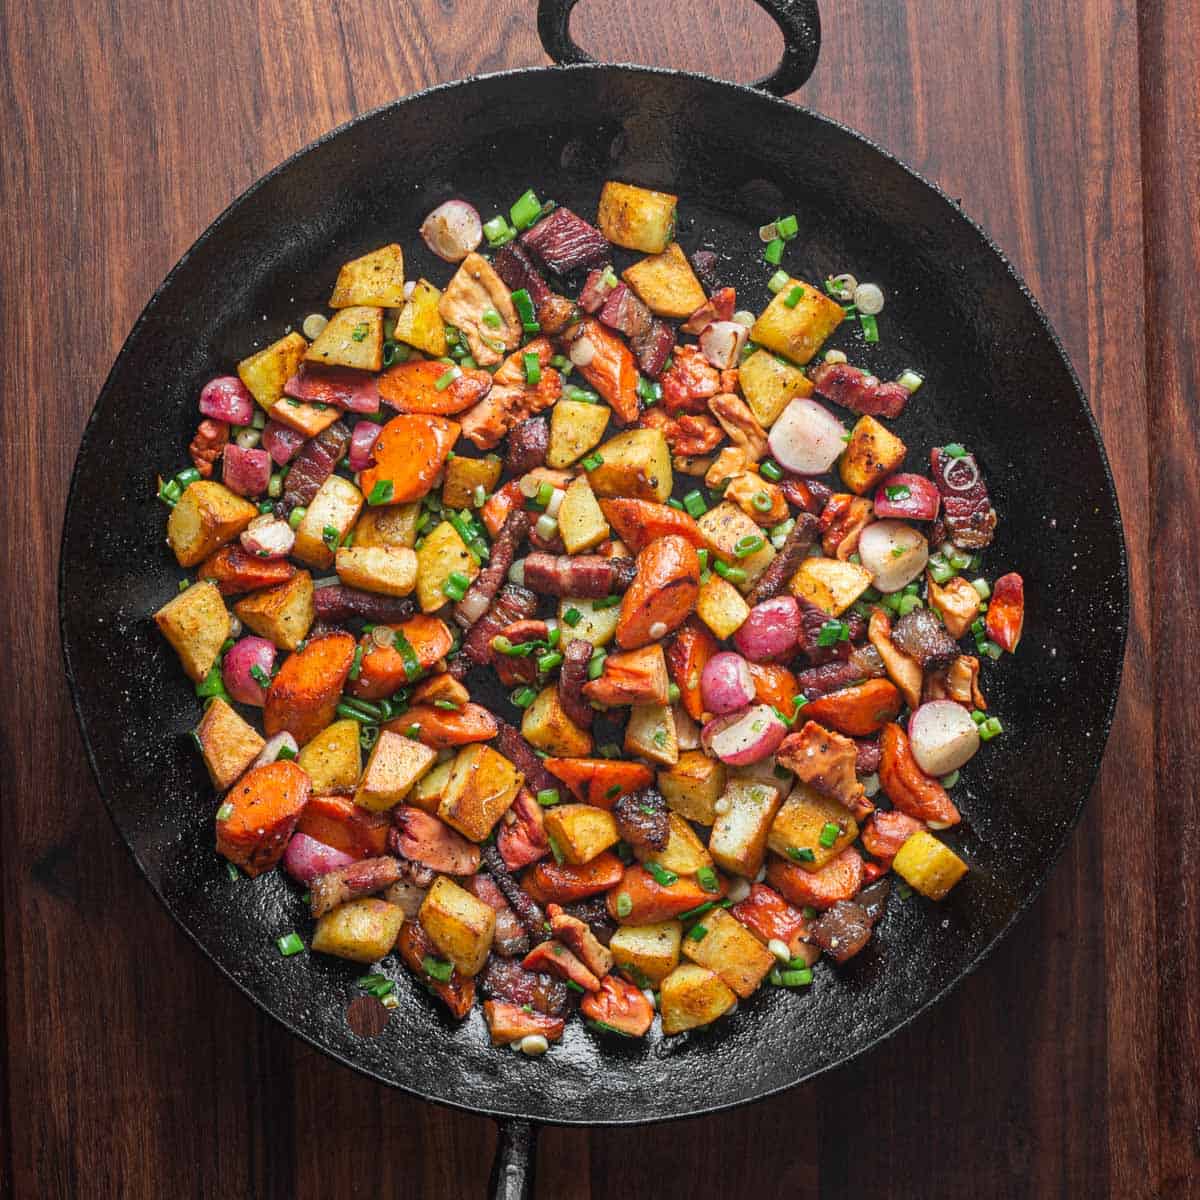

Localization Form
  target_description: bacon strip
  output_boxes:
[522,552,636,597]
[455,582,537,676]
[557,638,595,729]
[313,585,415,625]
[282,420,350,510]
[810,361,910,419]
[930,446,997,549]
[745,513,819,604]
[454,510,531,631]
[308,856,401,918]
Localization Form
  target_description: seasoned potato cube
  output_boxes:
[420,875,496,976]
[660,963,737,1034]
[893,829,968,900]
[194,697,264,790]
[268,397,343,438]
[353,502,421,550]
[840,415,907,495]
[637,812,712,875]
[438,743,522,841]
[392,278,447,357]
[154,580,230,682]
[587,428,673,503]
[622,242,706,319]
[658,751,726,825]
[681,908,775,998]
[522,686,593,757]
[598,181,678,254]
[167,481,258,568]
[750,277,845,365]
[442,454,502,510]
[354,730,436,812]
[329,243,406,308]
[558,476,610,555]
[233,570,314,651]
[544,804,620,865]
[305,305,384,372]
[408,755,455,814]
[558,596,621,647]
[697,502,775,591]
[709,778,783,878]
[789,556,872,615]
[334,545,417,596]
[297,718,361,794]
[738,348,814,428]
[624,702,678,766]
[294,476,364,570]
[416,520,478,613]
[768,783,858,872]
[609,921,683,987]
[547,398,610,468]
[695,575,750,639]
[312,898,405,964]
[238,331,308,410]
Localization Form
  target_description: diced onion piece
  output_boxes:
[861,772,881,798]
[758,222,779,243]
[768,938,791,962]
[857,520,929,593]
[241,513,295,559]
[828,273,857,300]
[508,558,527,586]
[699,321,749,369]
[569,336,596,367]
[768,397,847,475]
[853,282,884,314]
[403,279,417,300]
[908,701,981,776]
[732,310,756,327]
[824,348,848,365]
[420,200,483,263]
[457,588,490,625]
[545,487,565,518]
[252,732,299,771]
[301,313,328,341]
[519,1034,549,1056]
[897,369,924,393]
[535,513,559,542]
[235,426,262,450]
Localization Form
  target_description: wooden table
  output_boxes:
[1,0,1194,1195]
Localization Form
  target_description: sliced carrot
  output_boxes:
[543,758,654,809]
[730,882,810,956]
[747,661,799,713]
[521,851,625,904]
[523,940,601,991]
[604,864,725,925]
[574,318,639,424]
[666,620,718,722]
[377,359,493,415]
[396,920,474,1019]
[800,679,902,737]
[264,631,356,745]
[597,498,704,554]
[986,572,1025,652]
[582,643,671,706]
[347,615,453,700]
[615,535,700,650]
[480,478,525,538]
[197,545,297,595]
[483,1000,565,1045]
[767,847,866,911]
[878,723,961,827]
[359,414,460,504]
[216,760,311,876]
[295,792,390,858]
[861,809,923,866]
[384,701,497,749]
[580,974,654,1037]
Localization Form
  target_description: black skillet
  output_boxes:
[59,1,1127,1195]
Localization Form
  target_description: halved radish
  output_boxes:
[702,704,788,765]
[858,520,929,593]
[908,701,981,776]
[768,398,847,475]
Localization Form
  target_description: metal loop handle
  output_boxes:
[489,1119,537,1200]
[537,0,821,95]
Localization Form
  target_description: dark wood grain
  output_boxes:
[0,0,1192,1196]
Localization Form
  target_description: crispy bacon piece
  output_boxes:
[389,806,480,875]
[930,446,997,549]
[482,842,548,937]
[547,903,614,978]
[480,957,568,1016]
[558,638,595,729]
[690,249,720,292]
[460,339,561,450]
[483,1000,566,1045]
[537,294,579,337]
[282,420,350,510]
[493,241,551,306]
[878,723,960,827]
[187,418,228,478]
[820,493,875,560]
[523,940,602,992]
[285,364,380,413]
[578,265,618,312]
[455,582,537,677]
[781,476,833,515]
[631,319,676,378]
[454,511,530,632]
[522,852,625,905]
[612,789,670,851]
[926,572,982,638]
[493,719,562,797]
[767,847,866,912]
[520,206,610,274]
[522,551,636,597]
[724,471,789,527]
[572,318,640,424]
[504,417,549,475]
[198,545,297,595]
[730,882,812,958]
[598,282,652,338]
[794,653,882,700]
[892,607,959,671]
[867,608,923,710]
[854,736,882,775]
[490,618,545,688]
[562,895,617,946]
[496,787,550,872]
[861,809,923,866]
[745,514,820,604]
[641,408,724,461]
[396,920,475,1019]
[777,720,867,814]
[708,392,768,462]
[923,654,987,709]
[313,584,414,625]
[465,875,531,958]
[796,597,865,664]
[308,856,401,918]
[682,286,736,334]
[660,345,720,415]
[986,572,1024,652]
[809,897,877,963]
[810,360,910,419]
[580,975,655,1037]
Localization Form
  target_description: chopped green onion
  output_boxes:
[667,497,684,510]
[859,314,879,342]
[592,594,621,610]
[350,322,369,343]
[733,534,765,558]
[897,594,923,616]
[523,352,542,386]
[581,452,604,471]
[547,835,565,865]
[971,577,992,600]
[751,491,773,513]
[776,213,799,239]
[979,716,1004,741]
[562,606,582,627]
[939,770,960,788]
[382,340,409,367]
[760,459,784,482]
[491,636,534,657]
[483,215,515,246]
[537,650,563,673]
[783,284,805,308]
[816,619,850,648]
[927,553,955,584]
[250,663,271,689]
[686,923,709,942]
[175,467,201,487]
[195,664,229,701]
[367,480,394,507]
[277,932,304,957]
[971,709,987,725]
[678,901,715,921]
[818,821,841,849]
[787,846,816,863]
[536,788,560,808]
[288,505,307,530]
[779,968,813,987]
[767,270,790,293]
[598,742,621,759]
[481,308,503,329]
[897,369,924,393]
[225,861,241,882]
[587,651,606,680]
[322,524,342,552]
[546,625,561,648]
[667,682,681,703]
[442,570,470,602]
[764,238,785,266]
[511,686,537,709]
[509,189,542,230]
[885,484,912,501]
[434,367,459,391]
[564,384,600,404]
[216,802,234,821]
[697,866,720,894]
[636,376,662,404]
[713,560,747,584]
[616,890,634,918]
[510,288,539,331]
[645,862,678,887]
[276,744,297,762]
[337,697,385,723]
[422,955,454,982]
[682,490,707,518]
[433,699,459,711]
[697,548,710,575]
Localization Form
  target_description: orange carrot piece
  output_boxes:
[574,318,639,424]
[543,758,654,809]
[347,615,453,700]
[878,723,961,827]
[264,631,356,745]
[799,679,902,736]
[615,535,700,650]
[197,545,297,595]
[523,940,601,992]
[483,1000,565,1045]
[359,414,460,504]
[747,662,799,713]
[216,760,312,876]
[666,620,718,722]
[580,975,654,1037]
[521,852,626,904]
[986,572,1025,652]
[396,921,475,1019]
[860,809,923,866]
[377,359,493,415]
[597,498,704,554]
[730,882,811,956]
[295,792,390,858]
[384,701,497,749]
[767,847,866,911]
[604,865,725,924]
[481,479,525,538]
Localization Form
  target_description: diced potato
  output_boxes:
[442,454,502,509]
[305,305,384,372]
[893,829,969,900]
[392,278,447,357]
[709,777,783,878]
[268,397,343,438]
[598,181,678,254]
[297,718,361,793]
[329,243,406,309]
[768,783,858,871]
[353,502,421,550]
[415,520,478,614]
[637,812,712,875]
[237,332,308,410]
[695,575,751,639]
[621,242,706,319]
[789,556,873,616]
[522,686,593,757]
[658,751,726,825]
[609,921,683,987]
[558,596,621,647]
[408,755,455,814]
[558,476,610,555]
[194,697,264,790]
[420,875,496,976]
[738,348,815,428]
[334,545,417,596]
[840,414,907,495]
[750,277,845,365]
[312,898,405,964]
[438,743,522,841]
[624,703,678,767]
[697,502,775,591]
[587,428,673,503]
[544,804,620,865]
[233,570,314,651]
[294,475,364,570]
[154,580,230,682]
[354,730,436,812]
[547,398,610,468]
[167,481,258,568]
[681,908,775,998]
[659,963,737,1034]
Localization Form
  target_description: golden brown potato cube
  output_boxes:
[408,755,455,814]
[415,520,479,613]
[194,697,264,790]
[750,277,845,365]
[738,348,815,428]
[442,453,502,510]
[609,921,683,987]
[621,242,707,319]
[557,596,621,647]
[438,743,522,841]
[636,812,712,875]
[660,963,737,1034]
[167,481,258,568]
[294,475,364,569]
[547,398,610,468]
[768,783,859,871]
[268,397,343,438]
[296,718,361,794]
[544,804,620,866]
[840,415,907,495]
[420,875,496,976]
[893,830,968,900]
[522,685,594,757]
[598,181,678,254]
[392,278,447,357]
[238,332,308,410]
[697,502,775,592]
[624,702,678,767]
[311,898,405,963]
[354,730,436,812]
[329,243,406,308]
[709,778,783,878]
[558,476,610,555]
[695,575,751,639]
[658,751,726,825]
[586,428,673,503]
[154,580,231,682]
[233,570,314,651]
[789,557,873,616]
[334,545,417,596]
[681,907,775,998]
[353,502,421,550]
[305,305,384,372]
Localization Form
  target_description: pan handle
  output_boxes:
[489,1119,538,1200]
[536,0,821,96]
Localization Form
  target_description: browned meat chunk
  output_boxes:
[465,874,531,958]
[454,511,531,631]
[891,606,959,671]
[520,206,610,274]
[810,361,910,419]
[313,585,415,625]
[612,789,670,851]
[557,638,595,730]
[282,420,350,510]
[188,418,228,478]
[309,856,401,918]
[547,903,615,978]
[388,806,480,876]
[930,446,997,549]
[810,878,890,963]
[456,582,537,674]
[522,552,636,597]
[479,956,568,1016]
[493,241,551,306]
[562,895,616,947]
[504,417,549,475]
[746,513,820,604]
[796,598,866,665]
[777,720,867,813]
[495,787,550,872]
[482,842,548,938]
[631,319,676,377]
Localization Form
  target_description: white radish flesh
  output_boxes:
[768,398,848,476]
[858,520,929,593]
[699,321,749,369]
[908,701,981,776]
[702,704,788,766]
[420,200,483,262]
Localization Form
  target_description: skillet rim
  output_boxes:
[58,61,1130,1125]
